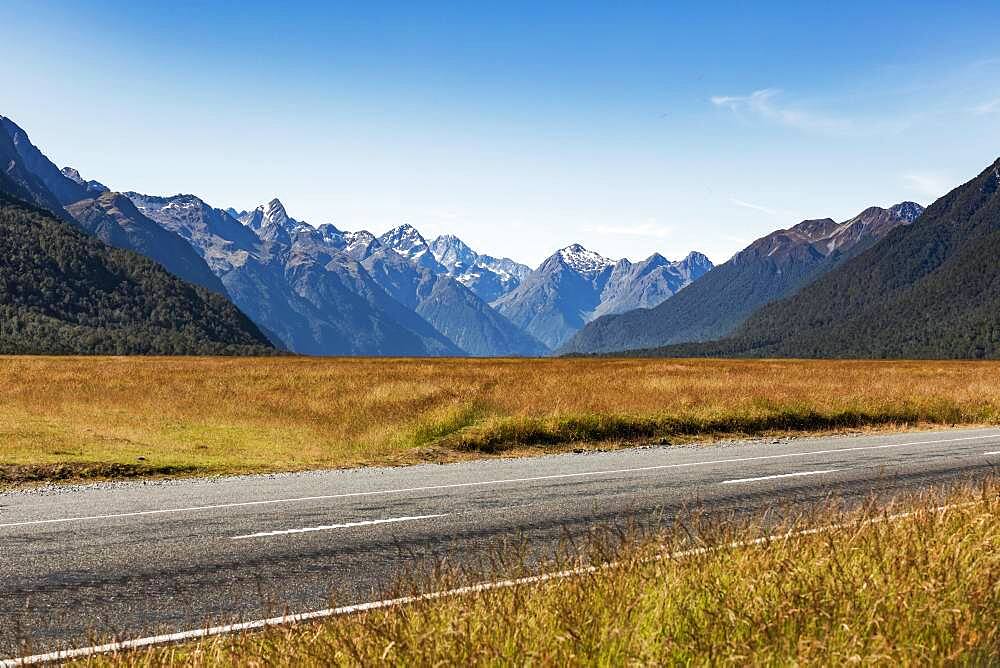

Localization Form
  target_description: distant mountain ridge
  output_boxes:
[494,244,712,349]
[643,158,1000,359]
[560,202,922,354]
[428,234,531,303]
[361,228,547,356]
[594,251,713,319]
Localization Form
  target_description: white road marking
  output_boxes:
[231,514,446,540]
[985,451,1000,456]
[1,500,986,667]
[720,469,841,485]
[1,432,997,529]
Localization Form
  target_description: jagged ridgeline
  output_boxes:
[639,158,1000,359]
[560,203,923,355]
[0,192,274,355]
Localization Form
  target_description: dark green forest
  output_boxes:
[0,193,274,355]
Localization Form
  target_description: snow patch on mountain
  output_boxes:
[557,244,615,275]
[428,233,532,301]
[379,224,445,272]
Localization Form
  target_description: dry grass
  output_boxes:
[3,356,1000,484]
[76,482,1000,666]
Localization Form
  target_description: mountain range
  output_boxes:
[640,158,1000,359]
[495,245,712,349]
[5,110,1000,361]
[0,114,710,357]
[560,201,923,354]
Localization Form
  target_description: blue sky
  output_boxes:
[3,1,999,266]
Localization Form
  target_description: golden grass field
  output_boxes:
[3,355,1000,484]
[79,481,999,666]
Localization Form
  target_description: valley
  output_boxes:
[4,5,1000,665]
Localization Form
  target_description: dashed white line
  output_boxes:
[720,469,841,485]
[231,514,447,540]
[1,432,997,529]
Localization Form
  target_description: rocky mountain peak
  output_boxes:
[429,234,477,271]
[889,201,924,223]
[379,224,440,270]
[790,217,840,241]
[61,166,109,194]
[263,198,291,229]
[381,223,425,246]
[244,207,265,231]
[678,251,713,274]
[557,244,614,275]
[61,167,84,183]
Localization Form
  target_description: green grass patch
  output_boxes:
[435,404,999,453]
[405,402,493,447]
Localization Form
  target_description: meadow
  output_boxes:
[77,481,999,666]
[3,356,1000,484]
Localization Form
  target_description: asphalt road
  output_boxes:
[2,427,999,658]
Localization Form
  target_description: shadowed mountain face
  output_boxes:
[0,119,74,219]
[639,159,1000,359]
[0,117,89,207]
[492,245,617,350]
[560,202,922,355]
[66,193,227,294]
[495,245,712,350]
[0,117,227,294]
[362,244,548,356]
[0,190,272,355]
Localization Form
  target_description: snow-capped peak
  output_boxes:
[557,244,614,275]
[264,198,290,228]
[430,234,478,271]
[379,224,429,256]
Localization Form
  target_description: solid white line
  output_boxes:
[2,432,997,529]
[1,499,986,667]
[231,514,447,540]
[720,469,841,485]
[985,451,1000,456]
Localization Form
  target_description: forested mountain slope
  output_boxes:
[637,159,1000,359]
[0,193,273,355]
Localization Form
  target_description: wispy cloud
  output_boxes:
[730,198,778,215]
[902,172,952,200]
[586,220,673,239]
[711,88,855,134]
[971,98,1000,115]
[730,198,802,219]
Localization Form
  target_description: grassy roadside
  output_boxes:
[3,356,1000,486]
[76,481,1000,666]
